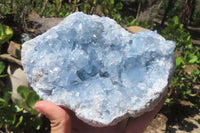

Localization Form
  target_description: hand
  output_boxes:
[34,98,165,133]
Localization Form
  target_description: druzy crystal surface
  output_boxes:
[22,12,175,126]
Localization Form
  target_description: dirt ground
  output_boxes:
[144,96,200,133]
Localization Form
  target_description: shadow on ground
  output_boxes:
[187,25,200,47]
[187,25,200,40]
[161,96,200,133]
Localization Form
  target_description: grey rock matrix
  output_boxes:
[21,12,176,126]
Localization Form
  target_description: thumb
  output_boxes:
[34,101,71,133]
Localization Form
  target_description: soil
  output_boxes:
[145,96,200,133]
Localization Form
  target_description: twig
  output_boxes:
[69,0,72,13]
[190,87,200,97]
[136,2,141,20]
[168,87,173,97]
[0,54,22,66]
[40,0,49,16]
[73,0,78,12]
[57,0,63,14]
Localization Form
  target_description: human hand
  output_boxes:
[34,98,165,133]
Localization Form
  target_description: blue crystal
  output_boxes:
[21,12,175,126]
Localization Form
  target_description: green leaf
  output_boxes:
[12,114,16,125]
[186,35,191,41]
[0,74,7,78]
[103,8,109,15]
[99,0,105,4]
[172,16,179,25]
[17,85,29,99]
[64,3,69,8]
[16,48,21,59]
[26,91,40,109]
[3,89,12,103]
[125,16,137,26]
[14,99,28,110]
[115,2,123,10]
[93,0,97,5]
[108,0,115,7]
[114,14,122,21]
[0,98,6,103]
[180,83,185,89]
[165,98,171,103]
[0,61,6,74]
[192,69,200,76]
[84,4,90,13]
[185,90,191,95]
[176,57,184,67]
[188,54,198,64]
[0,24,13,45]
[33,118,42,129]
[15,116,23,128]
[185,42,193,49]
[139,21,150,29]
[171,76,179,85]
[14,105,23,112]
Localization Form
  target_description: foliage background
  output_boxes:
[0,0,200,132]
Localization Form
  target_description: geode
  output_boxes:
[21,12,175,126]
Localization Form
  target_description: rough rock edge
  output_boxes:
[21,13,176,126]
[21,31,176,127]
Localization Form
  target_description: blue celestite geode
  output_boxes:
[21,12,175,126]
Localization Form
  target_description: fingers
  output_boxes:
[34,98,165,133]
[34,101,71,133]
[125,97,165,133]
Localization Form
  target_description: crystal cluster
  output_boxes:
[21,12,175,126]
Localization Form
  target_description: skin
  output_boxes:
[34,97,165,133]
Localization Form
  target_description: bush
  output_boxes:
[161,16,200,101]
[0,61,46,132]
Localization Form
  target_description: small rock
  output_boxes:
[7,41,21,58]
[126,26,150,34]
